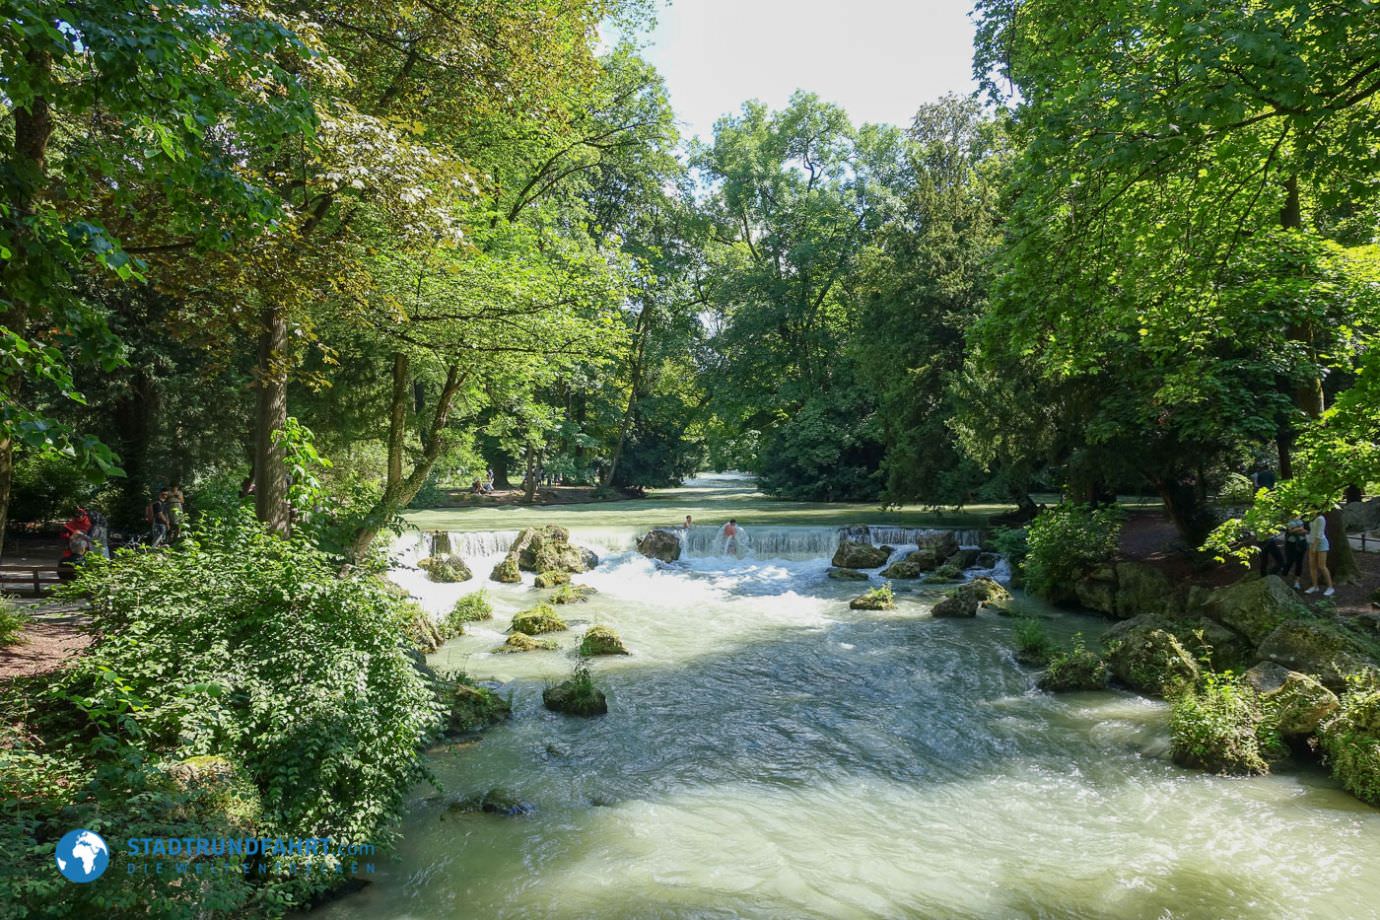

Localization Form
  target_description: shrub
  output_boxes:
[0,596,28,646]
[1038,633,1109,691]
[1023,503,1124,601]
[442,591,493,638]
[1011,616,1053,666]
[36,512,443,906]
[849,582,896,610]
[1169,671,1284,776]
[1318,688,1380,806]
[1217,472,1256,506]
[543,664,608,716]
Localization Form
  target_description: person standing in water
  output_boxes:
[683,514,693,531]
[721,518,740,556]
[1306,510,1335,597]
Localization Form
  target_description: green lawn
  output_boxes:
[404,480,1017,532]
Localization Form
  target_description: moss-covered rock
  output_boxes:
[879,560,923,579]
[1073,568,1118,616]
[967,577,1012,606]
[849,584,896,610]
[164,755,262,830]
[923,564,964,585]
[832,541,891,569]
[944,548,981,570]
[828,566,871,581]
[1202,575,1308,645]
[448,787,533,816]
[1244,661,1339,735]
[490,555,522,583]
[534,570,571,589]
[543,664,608,716]
[1169,674,1279,776]
[550,583,597,604]
[493,633,558,653]
[511,525,589,574]
[579,625,629,656]
[510,604,567,636]
[418,554,472,583]
[1102,625,1200,698]
[1038,636,1109,692]
[637,529,682,562]
[1319,689,1380,806]
[1256,619,1380,691]
[932,585,979,618]
[440,675,511,734]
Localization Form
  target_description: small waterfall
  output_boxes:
[427,530,520,558]
[863,526,984,549]
[680,526,842,560]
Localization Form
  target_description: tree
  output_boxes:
[0,0,315,552]
[970,0,1380,556]
[695,93,904,500]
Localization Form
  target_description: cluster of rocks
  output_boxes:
[828,530,997,583]
[1036,567,1380,800]
[489,525,598,584]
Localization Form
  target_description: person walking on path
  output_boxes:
[1305,511,1335,597]
[147,489,172,547]
[167,484,187,540]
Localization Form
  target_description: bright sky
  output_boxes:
[639,0,979,141]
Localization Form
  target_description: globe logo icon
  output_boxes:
[55,829,109,883]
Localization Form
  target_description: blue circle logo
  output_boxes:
[55,829,109,883]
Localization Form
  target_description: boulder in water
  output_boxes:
[637,528,682,563]
[490,555,521,583]
[923,564,964,584]
[511,525,589,574]
[403,602,445,653]
[1244,661,1339,735]
[944,548,981,570]
[1038,638,1110,692]
[967,577,1012,606]
[441,676,511,734]
[534,570,571,588]
[1201,575,1308,644]
[828,567,870,581]
[832,540,891,569]
[543,665,608,716]
[932,585,979,618]
[448,788,533,817]
[579,625,629,656]
[1256,619,1380,691]
[551,583,597,604]
[493,633,558,653]
[880,559,923,579]
[1102,625,1200,697]
[849,585,896,610]
[510,603,567,635]
[418,554,472,583]
[976,552,1000,569]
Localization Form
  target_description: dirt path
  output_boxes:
[0,600,91,679]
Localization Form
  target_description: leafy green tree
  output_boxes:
[695,93,903,499]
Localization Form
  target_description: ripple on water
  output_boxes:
[323,529,1380,920]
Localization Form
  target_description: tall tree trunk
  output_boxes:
[0,49,54,558]
[253,302,291,535]
[523,446,538,504]
[1153,475,1214,546]
[113,370,158,527]
[602,306,653,490]
[348,362,464,559]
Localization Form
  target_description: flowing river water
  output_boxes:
[319,485,1380,919]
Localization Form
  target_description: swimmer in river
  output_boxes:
[684,514,693,531]
[721,518,740,556]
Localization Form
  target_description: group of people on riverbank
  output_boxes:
[1259,511,1334,596]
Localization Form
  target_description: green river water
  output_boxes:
[317,476,1380,919]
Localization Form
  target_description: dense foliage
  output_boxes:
[0,516,444,915]
[1022,504,1124,601]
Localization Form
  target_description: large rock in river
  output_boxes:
[1244,661,1339,735]
[1201,575,1309,645]
[832,540,891,569]
[1256,619,1380,691]
[637,528,682,563]
[1099,612,1253,697]
[511,525,589,574]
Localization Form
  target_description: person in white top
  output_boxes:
[1305,511,1334,597]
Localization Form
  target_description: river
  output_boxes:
[318,482,1380,919]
